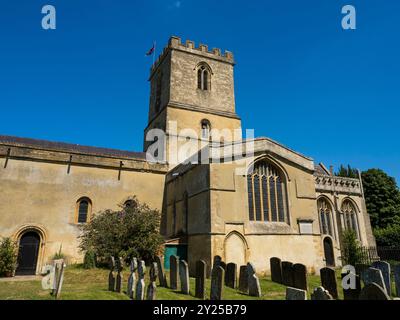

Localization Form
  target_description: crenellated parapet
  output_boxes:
[151,36,234,73]
[314,174,362,195]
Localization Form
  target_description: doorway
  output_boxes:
[16,231,41,275]
[323,237,335,267]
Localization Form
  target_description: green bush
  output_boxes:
[0,238,19,277]
[373,224,400,247]
[52,245,66,260]
[79,196,164,264]
[83,250,97,269]
[341,230,364,266]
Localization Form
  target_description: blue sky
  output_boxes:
[0,1,399,182]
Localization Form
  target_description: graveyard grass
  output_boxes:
[0,265,347,300]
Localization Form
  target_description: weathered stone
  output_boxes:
[395,265,400,298]
[341,271,361,300]
[115,257,124,293]
[127,258,138,299]
[54,260,66,299]
[169,255,179,290]
[359,283,390,300]
[155,256,167,287]
[270,257,282,284]
[247,263,261,297]
[135,260,146,300]
[210,266,224,300]
[179,260,190,294]
[146,262,158,300]
[286,287,307,300]
[361,267,387,293]
[372,261,391,296]
[320,267,338,299]
[293,263,307,291]
[108,256,116,291]
[281,261,294,287]
[225,263,237,289]
[195,260,206,299]
[311,286,333,300]
[41,264,55,290]
[213,255,222,269]
[238,265,248,293]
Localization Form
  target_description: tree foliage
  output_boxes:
[79,196,164,264]
[341,230,364,266]
[335,164,359,179]
[0,238,18,277]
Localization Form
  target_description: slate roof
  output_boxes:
[0,135,146,160]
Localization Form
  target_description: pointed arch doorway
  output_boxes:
[323,237,335,267]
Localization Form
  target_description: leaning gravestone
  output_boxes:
[247,263,261,297]
[146,262,158,300]
[270,257,282,284]
[372,261,391,296]
[311,286,333,300]
[179,260,190,294]
[108,256,116,291]
[115,257,124,293]
[293,263,307,291]
[320,267,338,299]
[361,267,387,294]
[127,258,138,299]
[395,265,400,298]
[359,283,390,300]
[170,255,179,290]
[281,261,294,287]
[286,287,307,300]
[238,265,248,293]
[136,260,146,300]
[41,264,56,290]
[155,256,167,287]
[341,271,361,300]
[54,260,66,300]
[210,266,224,300]
[225,263,237,289]
[195,260,206,299]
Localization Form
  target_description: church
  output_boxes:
[0,36,375,276]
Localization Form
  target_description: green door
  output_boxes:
[164,245,188,270]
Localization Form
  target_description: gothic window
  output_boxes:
[155,72,162,112]
[247,160,288,223]
[197,64,211,90]
[77,198,92,224]
[318,198,334,237]
[201,119,211,140]
[341,200,359,237]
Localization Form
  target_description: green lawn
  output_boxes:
[0,265,345,300]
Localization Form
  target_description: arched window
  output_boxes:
[197,64,211,90]
[318,198,334,237]
[341,200,359,237]
[201,119,211,140]
[76,198,92,224]
[247,160,288,223]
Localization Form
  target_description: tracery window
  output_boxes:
[342,200,359,237]
[318,198,334,236]
[247,160,288,223]
[197,64,211,90]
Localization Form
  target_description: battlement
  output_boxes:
[151,36,234,73]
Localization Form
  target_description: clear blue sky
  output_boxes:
[0,0,399,182]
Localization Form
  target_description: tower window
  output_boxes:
[76,197,92,224]
[197,63,211,91]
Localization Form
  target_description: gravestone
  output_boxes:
[293,263,307,291]
[179,260,190,294]
[195,260,206,299]
[213,255,222,269]
[41,264,55,290]
[169,255,179,290]
[155,256,167,287]
[247,263,261,297]
[311,286,333,300]
[270,257,282,284]
[286,287,307,300]
[320,267,338,299]
[395,265,400,298]
[355,263,369,276]
[225,263,237,289]
[359,283,390,300]
[281,261,294,287]
[220,261,227,271]
[135,260,146,300]
[54,260,66,299]
[146,262,158,300]
[361,267,387,293]
[238,265,248,293]
[341,271,361,300]
[372,261,391,296]
[127,258,138,299]
[115,257,124,293]
[108,256,116,291]
[210,266,224,300]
